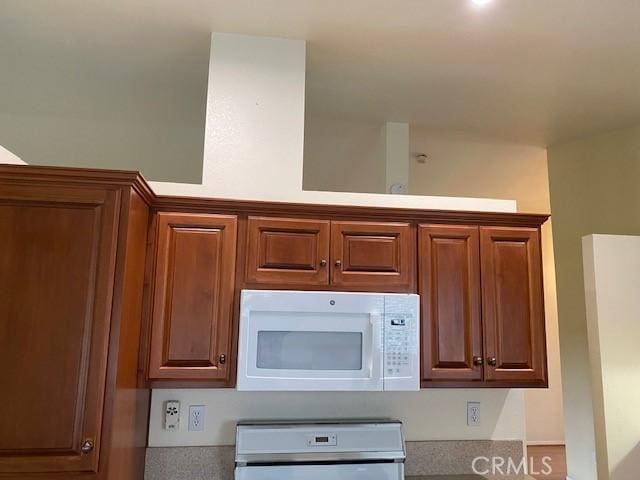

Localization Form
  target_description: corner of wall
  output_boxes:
[0,145,26,164]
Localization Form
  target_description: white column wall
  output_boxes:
[583,234,640,480]
[383,122,409,194]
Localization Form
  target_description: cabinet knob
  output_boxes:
[473,356,484,366]
[81,439,94,454]
[219,354,226,364]
[334,260,342,268]
[487,357,497,367]
[320,259,327,267]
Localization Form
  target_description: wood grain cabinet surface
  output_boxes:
[331,221,414,290]
[419,225,482,381]
[245,216,330,286]
[0,166,151,480]
[0,166,551,457]
[480,226,547,384]
[148,213,237,382]
[0,185,118,475]
[245,217,414,291]
[419,224,548,387]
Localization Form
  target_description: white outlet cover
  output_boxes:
[188,405,205,432]
[467,401,481,427]
[164,400,180,431]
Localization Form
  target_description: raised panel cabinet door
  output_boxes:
[419,225,483,382]
[148,213,237,380]
[245,216,330,286]
[0,185,119,474]
[331,221,414,290]
[480,227,547,384]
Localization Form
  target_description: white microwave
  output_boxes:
[236,290,420,391]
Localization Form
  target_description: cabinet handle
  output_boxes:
[81,439,94,454]
[334,260,342,268]
[473,356,484,366]
[487,357,497,367]
[219,354,226,364]
[320,259,327,267]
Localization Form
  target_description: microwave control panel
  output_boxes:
[383,294,419,390]
[384,315,412,376]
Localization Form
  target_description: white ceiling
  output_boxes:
[2,0,640,146]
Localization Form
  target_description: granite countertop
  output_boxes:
[145,443,534,480]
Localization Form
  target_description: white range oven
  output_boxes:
[236,290,419,391]
[234,420,406,480]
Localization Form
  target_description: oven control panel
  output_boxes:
[306,433,337,447]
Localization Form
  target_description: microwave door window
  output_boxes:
[256,331,363,371]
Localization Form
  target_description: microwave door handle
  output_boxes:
[369,313,384,381]
[370,313,384,348]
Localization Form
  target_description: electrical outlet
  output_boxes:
[188,405,205,432]
[467,401,480,426]
[164,400,180,431]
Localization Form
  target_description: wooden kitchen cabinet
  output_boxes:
[331,221,414,290]
[245,217,414,291]
[147,213,237,382]
[0,166,151,480]
[0,165,550,435]
[480,226,547,384]
[420,224,547,387]
[245,216,330,286]
[419,225,483,381]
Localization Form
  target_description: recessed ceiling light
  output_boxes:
[471,0,493,6]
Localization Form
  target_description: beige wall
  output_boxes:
[0,37,208,183]
[304,117,386,194]
[547,125,640,480]
[0,113,204,183]
[154,36,515,212]
[303,119,565,445]
[583,235,640,480]
[149,388,526,446]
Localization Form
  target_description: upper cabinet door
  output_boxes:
[148,213,237,381]
[0,185,119,474]
[246,216,330,286]
[419,225,483,382]
[331,221,414,290]
[480,227,547,384]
